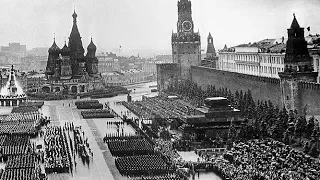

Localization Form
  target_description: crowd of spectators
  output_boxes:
[209,139,320,180]
[154,139,182,166]
[122,95,195,121]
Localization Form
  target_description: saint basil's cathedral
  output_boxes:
[43,10,102,94]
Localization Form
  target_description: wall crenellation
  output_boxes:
[193,66,280,85]
[299,81,320,90]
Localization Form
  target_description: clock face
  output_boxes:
[182,21,192,31]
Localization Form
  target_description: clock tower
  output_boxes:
[172,0,201,79]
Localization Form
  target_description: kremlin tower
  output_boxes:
[279,14,318,115]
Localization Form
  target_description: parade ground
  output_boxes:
[40,82,158,180]
[0,81,221,180]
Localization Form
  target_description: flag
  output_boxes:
[307,26,310,32]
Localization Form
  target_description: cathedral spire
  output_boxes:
[68,8,84,58]
[72,7,77,23]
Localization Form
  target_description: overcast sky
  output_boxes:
[0,0,320,57]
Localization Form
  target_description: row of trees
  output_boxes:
[167,80,320,157]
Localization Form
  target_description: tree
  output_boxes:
[227,123,237,144]
[305,116,315,139]
[289,110,295,123]
[271,118,284,140]
[309,143,319,158]
[283,130,290,145]
[260,120,268,138]
[151,119,159,133]
[280,107,289,131]
[160,129,171,140]
[303,141,310,154]
[294,116,305,142]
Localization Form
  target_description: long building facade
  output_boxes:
[218,35,320,81]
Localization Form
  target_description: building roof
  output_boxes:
[268,43,286,53]
[61,41,71,56]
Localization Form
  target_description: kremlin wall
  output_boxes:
[158,0,320,117]
[190,66,320,116]
[190,66,282,106]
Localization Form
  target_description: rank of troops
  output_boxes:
[0,135,32,161]
[0,136,40,180]
[5,154,36,169]
[0,106,41,137]
[128,174,184,180]
[115,154,174,176]
[0,123,37,135]
[0,103,44,180]
[73,127,93,164]
[81,109,114,119]
[75,100,103,109]
[11,106,39,113]
[0,167,40,180]
[44,126,71,173]
[107,138,154,157]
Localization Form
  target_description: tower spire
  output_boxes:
[72,6,77,23]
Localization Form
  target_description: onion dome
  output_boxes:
[87,38,97,52]
[48,38,60,54]
[61,41,71,56]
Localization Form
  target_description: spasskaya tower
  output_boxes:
[172,0,201,79]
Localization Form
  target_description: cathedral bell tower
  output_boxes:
[279,14,318,115]
[172,0,201,79]
[69,9,85,77]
